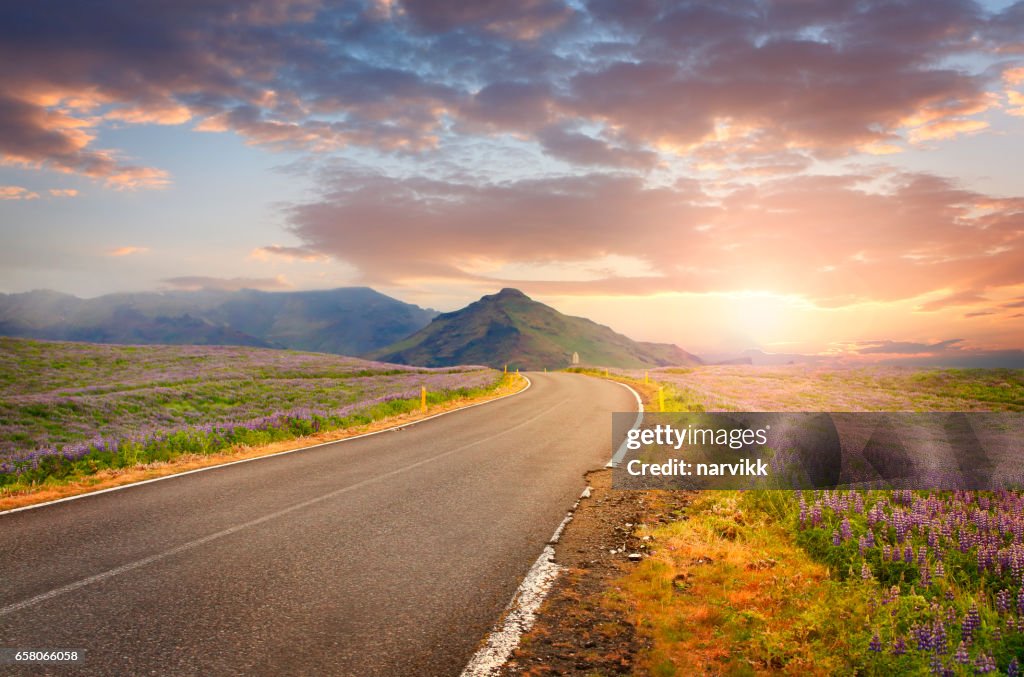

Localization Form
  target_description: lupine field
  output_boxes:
[0,337,502,490]
[591,365,1024,675]
[606,364,1024,413]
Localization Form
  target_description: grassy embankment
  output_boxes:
[571,365,1024,675]
[0,337,526,510]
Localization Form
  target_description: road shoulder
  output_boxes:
[499,469,693,675]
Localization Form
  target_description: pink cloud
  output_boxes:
[106,246,149,257]
[251,244,329,262]
[280,168,1024,308]
[0,94,170,188]
[0,185,40,200]
[1,0,1017,181]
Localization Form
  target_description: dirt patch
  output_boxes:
[0,375,528,512]
[500,469,693,676]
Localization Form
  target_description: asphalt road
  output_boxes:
[0,372,635,676]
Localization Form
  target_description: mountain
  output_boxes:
[370,288,702,370]
[0,287,437,355]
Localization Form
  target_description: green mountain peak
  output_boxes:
[369,289,701,370]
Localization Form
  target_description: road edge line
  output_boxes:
[460,484,591,677]
[0,375,532,517]
[607,379,644,468]
[461,375,643,676]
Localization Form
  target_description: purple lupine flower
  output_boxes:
[955,641,970,664]
[973,654,995,673]
[869,633,882,652]
[915,623,933,651]
[962,604,981,643]
[892,635,907,656]
[932,619,948,654]
[810,503,822,527]
[997,589,1011,615]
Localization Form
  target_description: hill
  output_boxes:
[370,288,702,370]
[0,287,437,355]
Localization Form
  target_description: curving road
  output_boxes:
[0,372,635,676]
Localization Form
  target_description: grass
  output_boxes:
[613,492,876,675]
[571,363,1024,675]
[563,366,707,412]
[0,337,517,497]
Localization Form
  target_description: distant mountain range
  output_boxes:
[370,288,702,370]
[0,288,438,356]
[0,286,702,369]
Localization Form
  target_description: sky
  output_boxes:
[1,0,1023,360]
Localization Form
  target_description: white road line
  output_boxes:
[608,379,644,467]
[0,377,555,618]
[460,484,591,677]
[461,373,643,677]
[0,375,532,517]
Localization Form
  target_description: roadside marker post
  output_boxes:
[421,386,427,411]
[658,386,664,412]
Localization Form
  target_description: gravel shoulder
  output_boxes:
[500,469,693,676]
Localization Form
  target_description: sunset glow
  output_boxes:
[1,0,1022,363]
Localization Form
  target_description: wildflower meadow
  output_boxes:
[593,364,1024,674]
[0,337,502,490]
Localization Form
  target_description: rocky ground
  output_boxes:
[499,469,693,676]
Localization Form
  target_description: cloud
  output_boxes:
[279,167,1024,308]
[536,125,659,168]
[106,246,148,257]
[250,244,329,262]
[907,118,989,143]
[161,274,293,291]
[48,188,78,197]
[1,0,1018,184]
[397,0,573,39]
[917,290,988,312]
[0,93,170,188]
[0,185,39,200]
[856,338,965,355]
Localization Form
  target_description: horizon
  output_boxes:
[4,283,1024,367]
[2,0,1023,361]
